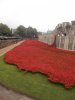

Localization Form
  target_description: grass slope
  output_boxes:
[0,56,75,100]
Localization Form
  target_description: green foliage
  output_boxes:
[14,25,26,38]
[0,55,75,100]
[0,23,40,38]
[15,25,38,39]
[0,23,12,36]
[26,27,38,39]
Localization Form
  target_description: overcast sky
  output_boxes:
[0,0,75,32]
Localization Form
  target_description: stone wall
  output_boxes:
[56,35,75,50]
[38,21,75,51]
[55,21,75,36]
[54,20,75,50]
[0,39,21,49]
[38,34,55,45]
[39,34,75,50]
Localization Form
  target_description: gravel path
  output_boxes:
[0,41,34,100]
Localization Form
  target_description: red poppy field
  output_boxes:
[4,40,75,89]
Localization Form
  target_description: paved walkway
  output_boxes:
[0,85,34,100]
[0,41,34,100]
[0,41,24,56]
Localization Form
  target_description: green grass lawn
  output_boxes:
[0,56,75,100]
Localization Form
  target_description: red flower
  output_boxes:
[4,40,75,89]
